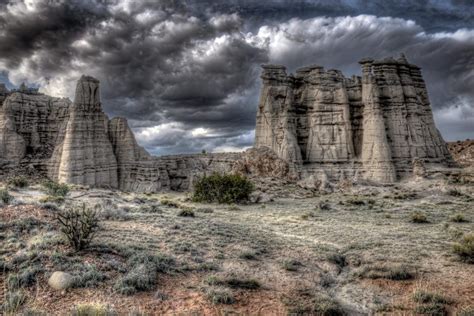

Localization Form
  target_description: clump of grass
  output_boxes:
[42,180,69,197]
[192,173,254,204]
[205,288,235,305]
[414,303,447,315]
[453,233,474,263]
[7,267,42,289]
[283,289,346,316]
[0,188,13,204]
[282,259,302,272]
[177,209,195,217]
[357,264,414,280]
[410,211,429,223]
[56,204,99,251]
[195,207,214,213]
[114,253,175,295]
[239,251,258,260]
[70,303,116,316]
[2,290,26,314]
[160,199,180,208]
[7,176,29,188]
[450,213,469,223]
[413,290,451,304]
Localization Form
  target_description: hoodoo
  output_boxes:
[255,54,454,182]
[0,55,456,190]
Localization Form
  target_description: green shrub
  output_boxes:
[192,173,254,204]
[7,176,29,188]
[410,211,429,223]
[160,199,180,208]
[284,289,346,316]
[205,275,260,289]
[357,264,414,280]
[0,189,13,204]
[56,204,99,251]
[453,233,474,263]
[42,180,69,197]
[72,266,107,288]
[414,303,447,315]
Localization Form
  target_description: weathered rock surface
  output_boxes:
[0,55,457,190]
[255,54,454,183]
[48,76,118,188]
[448,140,474,167]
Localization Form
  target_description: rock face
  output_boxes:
[48,76,118,187]
[0,55,456,190]
[0,77,240,191]
[255,54,454,182]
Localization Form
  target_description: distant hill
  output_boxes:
[448,140,474,167]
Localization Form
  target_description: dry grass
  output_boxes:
[0,178,473,315]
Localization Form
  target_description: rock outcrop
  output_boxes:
[48,76,118,188]
[255,54,454,183]
[0,55,457,190]
[0,77,240,191]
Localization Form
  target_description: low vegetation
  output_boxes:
[283,288,346,316]
[450,213,469,223]
[410,211,429,223]
[452,233,474,263]
[0,188,13,204]
[42,180,70,197]
[56,204,99,251]
[192,173,254,203]
[7,176,29,188]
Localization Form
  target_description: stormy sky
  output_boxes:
[0,0,473,155]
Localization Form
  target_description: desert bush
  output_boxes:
[56,204,99,251]
[7,267,42,289]
[414,303,447,315]
[115,253,175,295]
[410,211,429,223]
[284,289,346,316]
[239,251,258,260]
[413,290,451,304]
[192,173,254,204]
[447,188,463,197]
[177,208,195,217]
[39,195,65,204]
[2,290,26,315]
[72,266,107,288]
[70,303,116,316]
[205,288,235,304]
[450,213,469,223]
[42,180,69,197]
[357,264,414,280]
[282,259,302,272]
[0,189,13,204]
[160,199,180,208]
[453,233,474,263]
[7,176,29,188]
[327,253,347,268]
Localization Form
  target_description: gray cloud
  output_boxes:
[0,0,472,155]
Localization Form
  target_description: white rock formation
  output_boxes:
[255,54,454,183]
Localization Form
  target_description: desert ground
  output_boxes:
[1,171,473,316]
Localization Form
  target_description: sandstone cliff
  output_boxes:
[255,54,454,183]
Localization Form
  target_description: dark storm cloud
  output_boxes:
[0,0,472,154]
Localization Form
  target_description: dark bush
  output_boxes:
[192,173,254,204]
[7,176,29,188]
[56,204,99,251]
[42,180,70,197]
[0,189,13,204]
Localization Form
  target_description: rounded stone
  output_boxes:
[48,271,74,290]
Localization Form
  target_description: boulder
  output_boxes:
[48,271,74,290]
